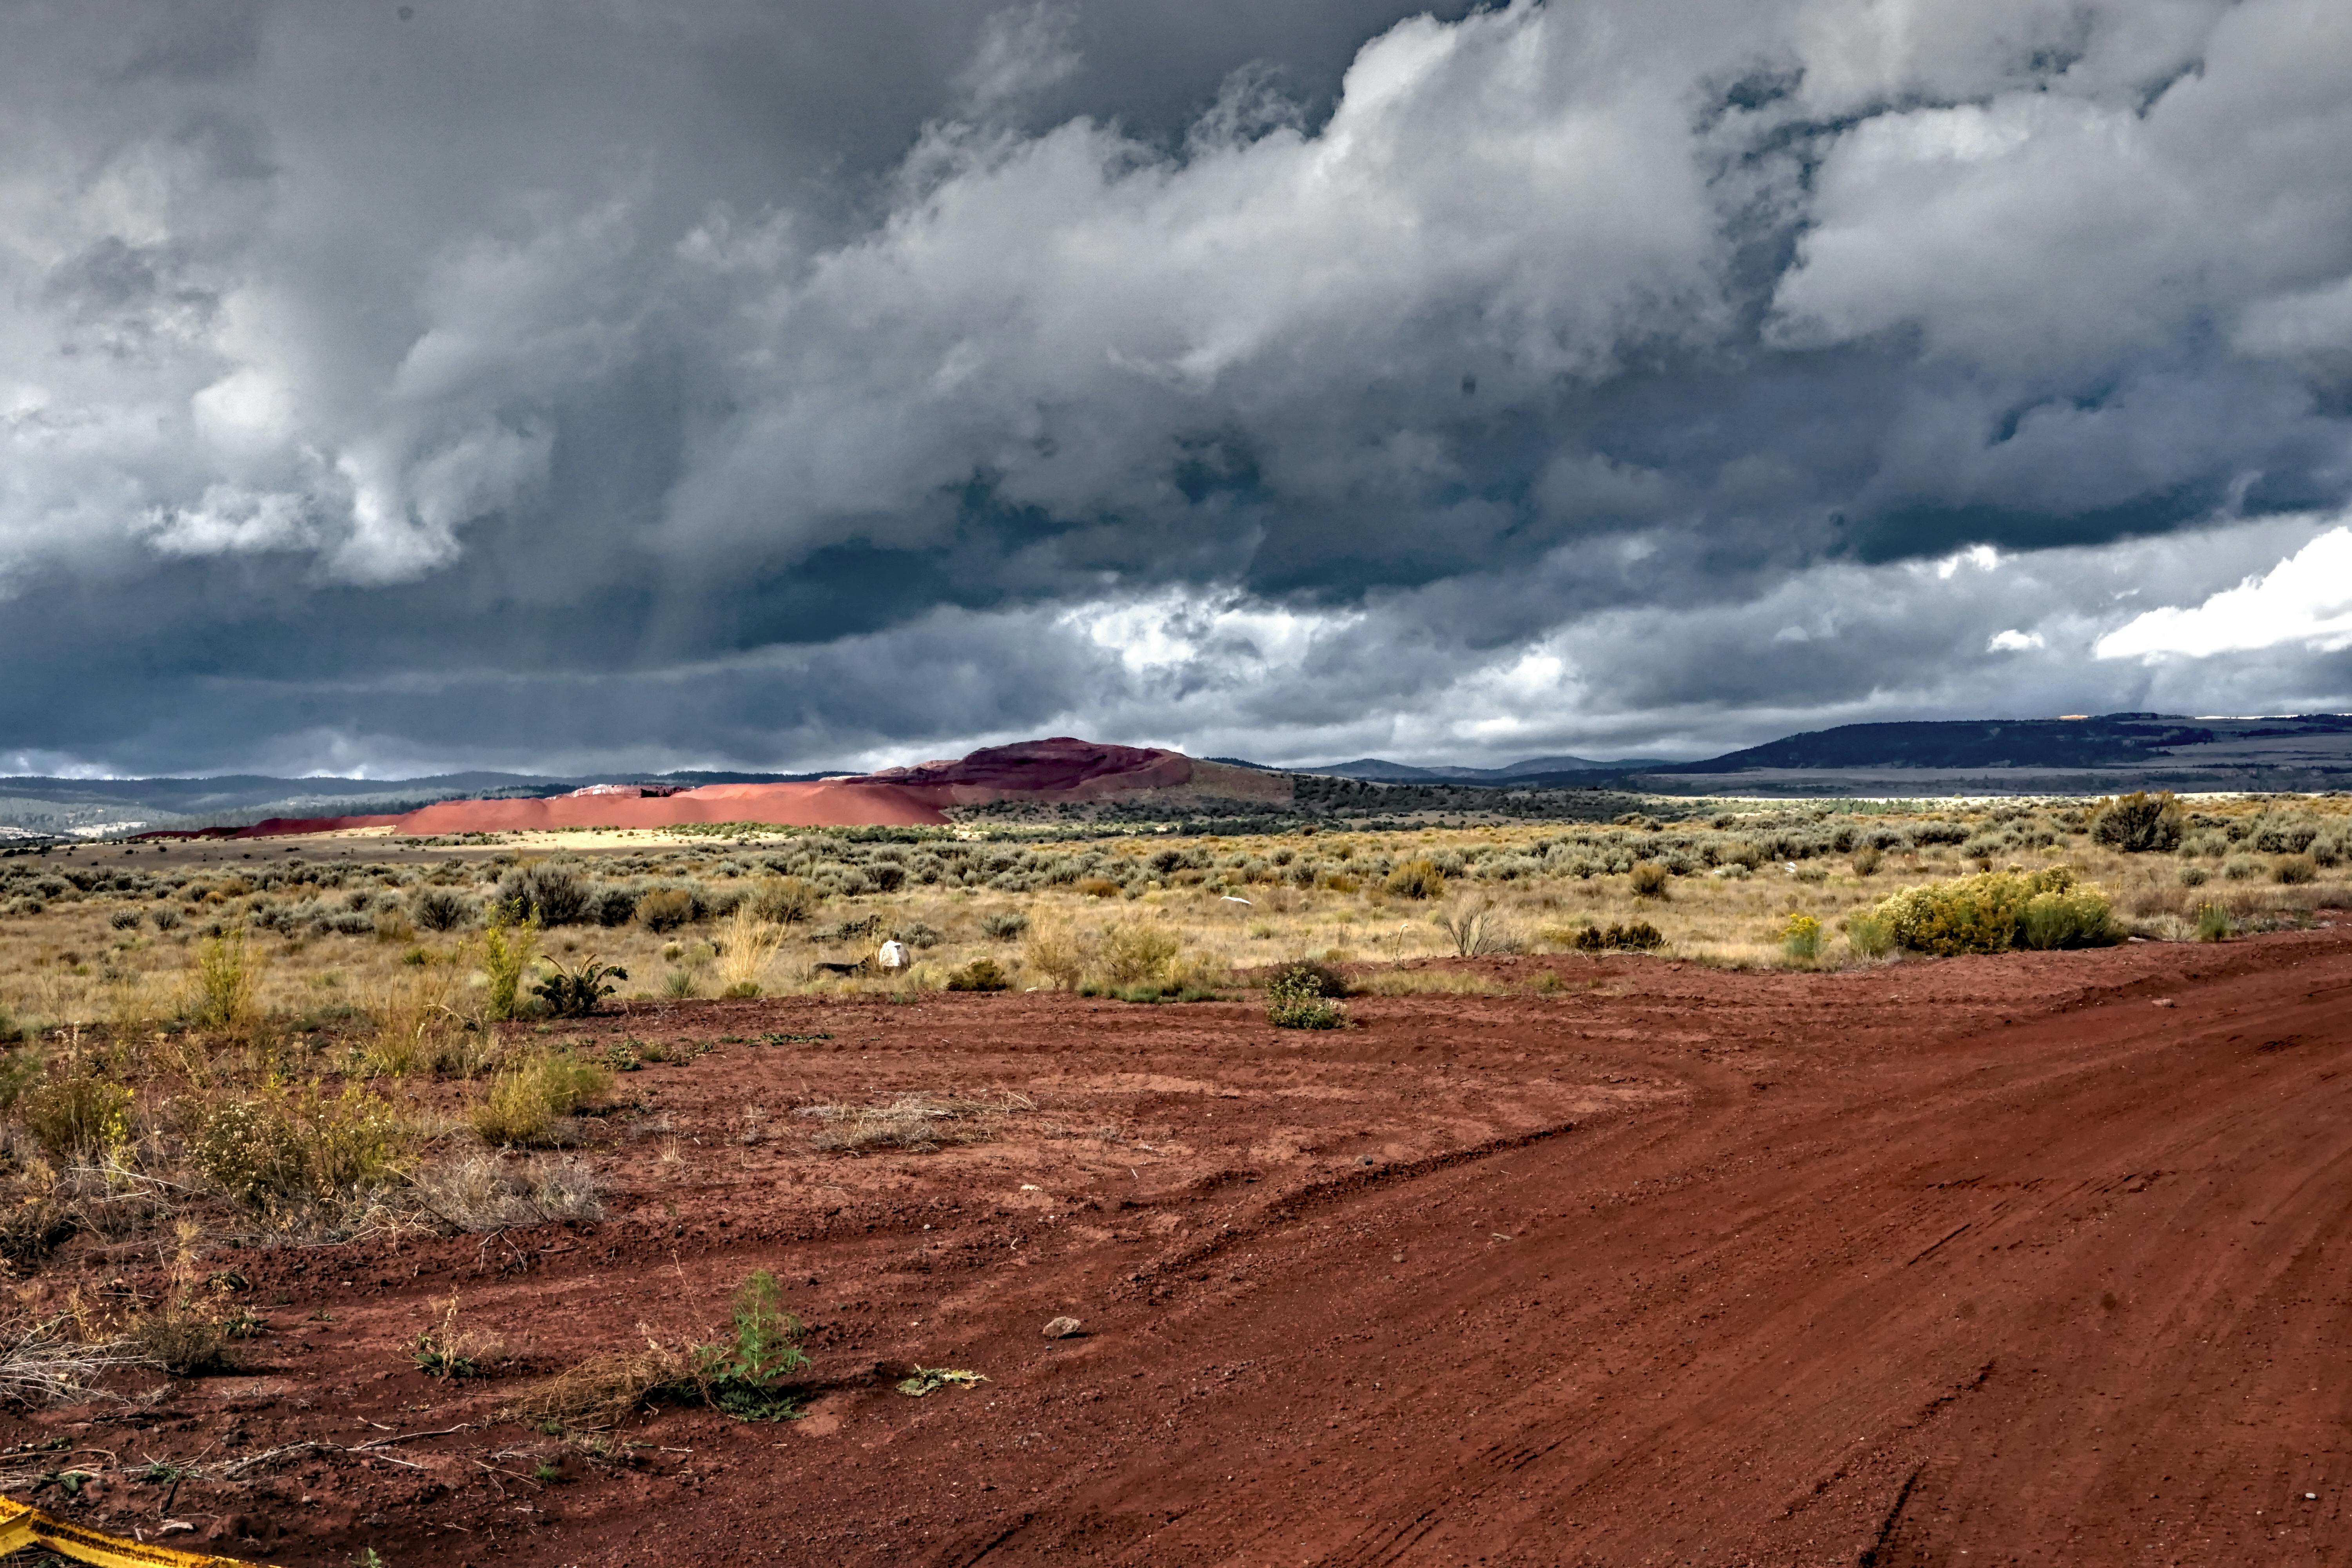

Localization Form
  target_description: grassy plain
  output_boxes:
[0,790,2340,1334]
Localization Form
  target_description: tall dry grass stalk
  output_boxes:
[1020,919,1093,990]
[190,927,258,1032]
[367,956,466,1076]
[715,908,786,996]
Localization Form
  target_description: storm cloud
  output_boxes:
[4,0,2351,774]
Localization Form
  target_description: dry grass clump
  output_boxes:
[715,907,786,997]
[795,1091,1035,1153]
[501,1340,696,1429]
[467,1049,613,1148]
[0,1315,144,1405]
[125,1304,235,1376]
[501,1269,808,1428]
[189,1081,414,1209]
[1434,898,1519,957]
[189,926,259,1032]
[20,1073,134,1161]
[406,1149,604,1231]
[363,954,475,1076]
[1021,919,1093,990]
[1349,966,1513,997]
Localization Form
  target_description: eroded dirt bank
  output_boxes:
[15,933,2352,1565]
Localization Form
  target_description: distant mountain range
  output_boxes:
[1210,754,1668,784]
[10,710,2352,840]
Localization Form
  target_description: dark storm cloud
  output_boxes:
[3,0,2351,775]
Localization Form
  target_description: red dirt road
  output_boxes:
[22,931,2352,1564]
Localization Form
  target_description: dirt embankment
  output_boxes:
[14,932,2352,1564]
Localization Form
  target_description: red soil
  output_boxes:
[217,739,1204,837]
[224,780,948,838]
[20,930,2352,1563]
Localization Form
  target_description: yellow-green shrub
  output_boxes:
[468,1051,613,1147]
[481,913,540,1021]
[1873,867,2116,956]
[2017,888,2122,950]
[191,927,257,1031]
[190,1082,410,1207]
[22,1074,133,1161]
[1096,922,1180,988]
[1383,859,1446,900]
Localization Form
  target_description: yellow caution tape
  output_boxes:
[0,1498,275,1568]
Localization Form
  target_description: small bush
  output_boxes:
[481,912,540,1022]
[1571,921,1664,953]
[1266,966,1346,1029]
[500,862,592,926]
[1383,859,1446,900]
[588,886,639,927]
[2090,791,2184,853]
[365,962,465,1077]
[151,907,182,933]
[190,1083,411,1207]
[714,908,784,996]
[1021,922,1091,991]
[532,954,626,1018]
[2222,855,2260,881]
[1436,899,1517,957]
[1843,911,1894,958]
[1098,922,1180,988]
[1629,861,1670,898]
[636,888,697,933]
[2195,901,2234,942]
[1873,867,2116,956]
[2274,854,2319,886]
[413,1295,501,1379]
[501,1343,694,1431]
[1074,877,1123,898]
[2017,889,2122,950]
[410,887,474,932]
[798,1090,1030,1151]
[22,1074,133,1161]
[501,1270,808,1431]
[979,911,1030,941]
[468,1051,613,1148]
[1782,914,1821,963]
[2177,864,2210,887]
[945,958,1011,992]
[191,927,257,1032]
[109,909,143,931]
[405,1151,604,1231]
[697,1270,809,1420]
[129,1307,232,1377]
[1272,959,1348,998]
[748,877,816,926]
[1850,844,1883,877]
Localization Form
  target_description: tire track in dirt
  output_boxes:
[932,937,2352,1566]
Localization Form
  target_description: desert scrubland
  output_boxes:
[0,790,2342,1562]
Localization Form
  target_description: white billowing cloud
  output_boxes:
[139,485,318,557]
[1064,589,1354,678]
[2095,524,2352,659]
[1773,0,2352,374]
[1987,628,2043,652]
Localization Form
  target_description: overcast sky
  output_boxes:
[5,0,2351,777]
